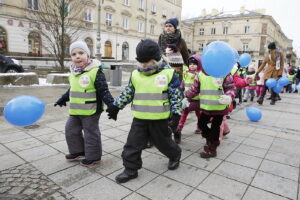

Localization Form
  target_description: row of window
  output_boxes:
[106,13,156,34]
[199,26,251,35]
[198,42,250,52]
[124,0,176,15]
[0,26,131,59]
[26,0,176,22]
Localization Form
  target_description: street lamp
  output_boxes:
[96,0,102,60]
[115,22,119,62]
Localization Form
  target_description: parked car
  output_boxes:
[0,54,24,73]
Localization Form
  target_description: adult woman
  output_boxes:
[158,18,189,80]
[256,42,284,105]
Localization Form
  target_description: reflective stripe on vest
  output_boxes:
[246,73,256,86]
[131,68,174,120]
[198,72,227,111]
[183,71,200,100]
[68,67,100,115]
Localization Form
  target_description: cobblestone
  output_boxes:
[0,163,75,200]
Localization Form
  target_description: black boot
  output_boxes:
[168,154,181,170]
[250,97,254,102]
[146,140,153,148]
[257,96,264,105]
[65,152,85,161]
[115,169,138,183]
[270,99,276,105]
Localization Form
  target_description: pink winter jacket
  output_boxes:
[185,74,237,115]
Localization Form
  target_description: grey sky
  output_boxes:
[181,0,300,56]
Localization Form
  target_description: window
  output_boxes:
[138,21,144,32]
[138,0,144,10]
[27,0,38,10]
[0,26,8,54]
[123,18,129,30]
[243,43,249,51]
[150,24,155,34]
[104,41,112,57]
[106,13,112,26]
[162,8,167,17]
[244,26,250,33]
[28,32,42,56]
[84,8,92,22]
[211,28,216,35]
[123,0,130,6]
[199,43,204,51]
[151,3,156,13]
[122,42,129,60]
[223,26,228,35]
[60,2,70,17]
[199,28,204,35]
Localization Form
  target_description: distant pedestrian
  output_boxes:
[54,40,116,167]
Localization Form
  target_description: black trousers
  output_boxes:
[122,118,181,171]
[198,113,224,142]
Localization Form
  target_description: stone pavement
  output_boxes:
[0,86,300,200]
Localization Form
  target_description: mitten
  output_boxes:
[54,97,67,107]
[106,105,120,121]
[218,95,232,105]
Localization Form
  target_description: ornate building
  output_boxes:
[183,7,297,67]
[0,0,182,61]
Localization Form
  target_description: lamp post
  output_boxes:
[96,0,102,60]
[115,22,119,62]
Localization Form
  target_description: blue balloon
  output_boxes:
[232,48,239,63]
[265,78,277,88]
[202,41,235,78]
[273,83,283,94]
[246,107,262,122]
[4,95,45,127]
[239,53,251,67]
[278,77,290,86]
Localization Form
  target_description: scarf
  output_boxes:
[70,59,101,75]
[159,29,182,54]
[137,61,161,76]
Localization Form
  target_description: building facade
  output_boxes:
[183,8,297,67]
[0,0,182,61]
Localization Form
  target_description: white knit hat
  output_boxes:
[69,40,90,56]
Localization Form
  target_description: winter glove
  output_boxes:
[218,95,232,105]
[106,105,119,121]
[245,77,254,85]
[54,97,67,107]
[170,114,181,132]
[181,98,190,109]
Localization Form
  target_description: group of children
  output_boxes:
[55,38,260,183]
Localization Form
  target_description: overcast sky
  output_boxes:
[181,0,300,57]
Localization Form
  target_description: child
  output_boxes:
[107,39,182,183]
[54,40,115,166]
[185,67,236,158]
[286,69,296,93]
[175,55,202,144]
[243,65,257,102]
[256,71,264,98]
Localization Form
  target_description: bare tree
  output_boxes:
[26,0,89,70]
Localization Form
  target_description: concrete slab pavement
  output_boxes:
[0,85,300,200]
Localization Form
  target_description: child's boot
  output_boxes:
[200,141,219,158]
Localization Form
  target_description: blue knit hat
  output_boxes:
[165,18,179,29]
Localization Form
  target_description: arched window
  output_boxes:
[104,40,112,57]
[122,42,129,61]
[85,37,93,57]
[28,32,42,56]
[0,26,7,54]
